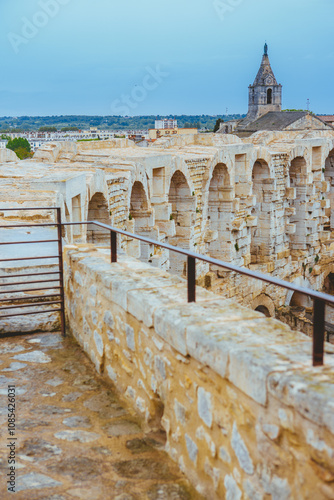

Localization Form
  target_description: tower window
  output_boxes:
[267,88,272,104]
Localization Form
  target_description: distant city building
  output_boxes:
[155,119,177,130]
[0,129,149,153]
[149,127,198,141]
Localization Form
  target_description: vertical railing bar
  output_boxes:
[56,208,66,337]
[313,298,325,366]
[111,230,117,263]
[187,256,196,303]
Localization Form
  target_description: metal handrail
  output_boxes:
[1,208,333,365]
[64,219,334,367]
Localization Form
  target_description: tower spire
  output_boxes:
[244,44,282,124]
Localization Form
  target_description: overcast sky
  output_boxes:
[0,0,333,116]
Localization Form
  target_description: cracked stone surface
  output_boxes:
[54,430,101,443]
[12,351,52,364]
[104,420,142,437]
[46,378,64,387]
[62,416,92,429]
[2,361,27,371]
[16,472,62,492]
[0,332,201,499]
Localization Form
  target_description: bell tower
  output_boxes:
[246,44,282,123]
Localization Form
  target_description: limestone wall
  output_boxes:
[0,148,18,162]
[64,245,334,500]
[3,132,334,335]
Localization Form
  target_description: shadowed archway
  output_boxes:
[87,192,110,244]
[251,159,273,263]
[207,163,233,261]
[128,181,154,261]
[288,156,308,252]
[168,171,195,274]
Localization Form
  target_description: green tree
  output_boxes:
[6,138,31,160]
[214,118,224,133]
[6,138,31,153]
[14,147,33,160]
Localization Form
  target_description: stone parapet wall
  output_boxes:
[64,245,334,500]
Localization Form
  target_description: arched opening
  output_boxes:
[168,171,194,274]
[251,293,275,317]
[267,88,272,104]
[255,305,271,317]
[87,192,110,244]
[290,291,312,308]
[251,160,273,263]
[129,181,153,261]
[324,272,334,295]
[324,149,334,230]
[208,164,233,261]
[288,156,308,252]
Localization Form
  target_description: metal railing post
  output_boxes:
[56,208,66,337]
[187,256,196,303]
[111,231,117,263]
[313,298,325,366]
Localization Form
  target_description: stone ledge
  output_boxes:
[64,245,334,421]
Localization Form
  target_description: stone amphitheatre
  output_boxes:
[1,48,334,499]
[2,129,334,326]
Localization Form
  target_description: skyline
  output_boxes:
[1,0,333,117]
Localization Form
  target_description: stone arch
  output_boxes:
[87,192,110,244]
[323,271,334,295]
[324,148,334,230]
[128,181,154,261]
[251,294,275,317]
[256,305,271,317]
[168,170,195,274]
[251,159,274,263]
[207,163,233,261]
[285,277,312,307]
[289,291,312,308]
[130,181,148,213]
[166,162,195,196]
[288,156,308,251]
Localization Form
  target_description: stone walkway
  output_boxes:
[0,332,202,500]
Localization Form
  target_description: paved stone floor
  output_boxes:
[0,332,202,499]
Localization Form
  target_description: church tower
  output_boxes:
[246,44,282,123]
